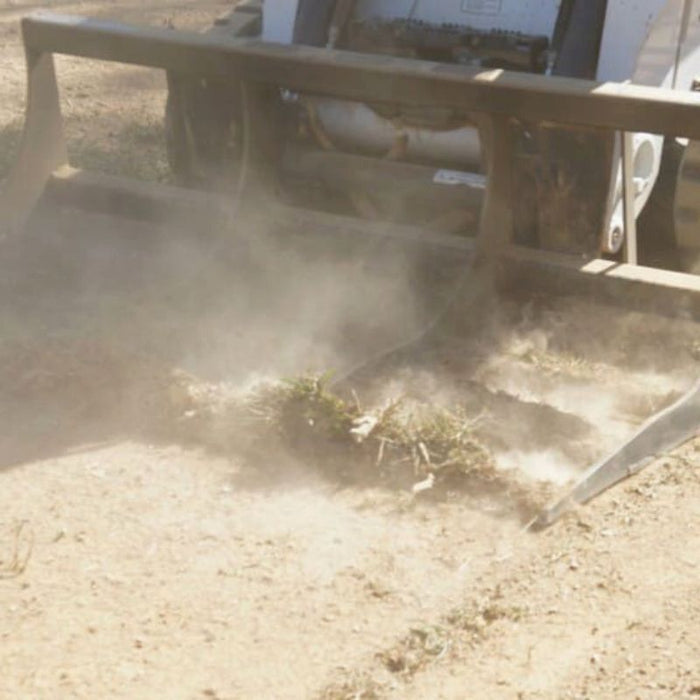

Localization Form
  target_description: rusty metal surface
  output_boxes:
[0,10,696,531]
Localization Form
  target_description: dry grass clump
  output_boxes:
[0,335,546,513]
[377,589,527,682]
[507,339,604,380]
[247,373,358,447]
[317,588,529,697]
[164,372,545,514]
[0,521,34,580]
[139,369,506,494]
[318,671,386,700]
[232,373,498,490]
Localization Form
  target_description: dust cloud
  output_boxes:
[469,298,698,486]
[2,78,699,515]
[0,188,469,466]
[2,191,698,512]
[345,288,699,491]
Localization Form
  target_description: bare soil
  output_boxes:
[0,4,699,699]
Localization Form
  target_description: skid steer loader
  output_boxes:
[165,0,700,270]
[1,0,699,526]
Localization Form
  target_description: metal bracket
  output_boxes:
[0,49,67,238]
[475,113,514,259]
[621,131,638,264]
[532,379,700,529]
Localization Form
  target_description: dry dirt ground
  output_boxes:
[0,3,699,699]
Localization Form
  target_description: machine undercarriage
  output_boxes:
[165,0,699,269]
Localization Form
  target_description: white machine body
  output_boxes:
[263,0,700,251]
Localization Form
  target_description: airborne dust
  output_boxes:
[1,12,700,699]
[1,162,697,513]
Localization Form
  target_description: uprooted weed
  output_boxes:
[242,373,495,484]
[0,333,549,515]
[164,371,549,514]
[164,372,492,479]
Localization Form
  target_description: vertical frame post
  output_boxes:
[621,131,638,265]
[476,113,514,260]
[0,49,68,238]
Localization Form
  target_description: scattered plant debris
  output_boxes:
[162,371,545,513]
[0,521,34,579]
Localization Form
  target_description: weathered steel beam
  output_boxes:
[502,245,700,320]
[44,168,476,254]
[532,381,700,529]
[21,12,700,139]
[281,147,485,223]
[40,170,700,315]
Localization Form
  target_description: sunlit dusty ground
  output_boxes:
[0,3,699,698]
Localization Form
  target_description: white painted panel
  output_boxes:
[262,0,300,44]
[620,0,700,93]
[670,0,700,91]
[597,0,676,82]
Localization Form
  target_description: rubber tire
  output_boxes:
[636,138,684,270]
[164,4,262,187]
[164,1,332,188]
[164,78,241,188]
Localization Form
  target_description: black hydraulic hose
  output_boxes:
[293,0,337,46]
[553,0,609,79]
[235,70,485,391]
[232,7,484,391]
[329,257,490,390]
[233,81,253,214]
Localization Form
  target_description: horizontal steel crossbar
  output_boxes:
[21,11,700,139]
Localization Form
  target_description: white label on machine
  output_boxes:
[433,169,486,189]
[461,0,502,15]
